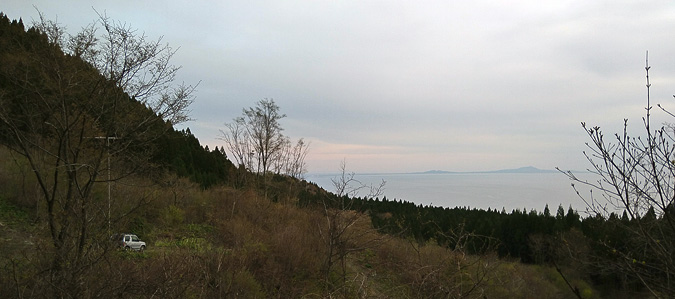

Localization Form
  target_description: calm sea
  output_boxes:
[306,172,594,213]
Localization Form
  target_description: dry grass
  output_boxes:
[0,153,599,298]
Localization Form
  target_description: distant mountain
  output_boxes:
[414,166,556,174]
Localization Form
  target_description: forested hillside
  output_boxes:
[0,12,671,298]
[153,127,235,188]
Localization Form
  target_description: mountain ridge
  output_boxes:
[308,166,559,177]
[412,166,557,175]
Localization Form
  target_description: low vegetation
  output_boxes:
[0,144,648,298]
[0,148,600,298]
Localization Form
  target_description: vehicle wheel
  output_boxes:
[125,246,131,251]
[140,245,146,252]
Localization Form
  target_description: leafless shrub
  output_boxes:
[559,53,675,296]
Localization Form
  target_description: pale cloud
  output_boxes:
[4,0,675,173]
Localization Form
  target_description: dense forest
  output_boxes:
[1,12,673,298]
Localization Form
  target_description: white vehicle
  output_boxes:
[114,234,146,251]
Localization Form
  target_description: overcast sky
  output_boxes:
[4,1,675,173]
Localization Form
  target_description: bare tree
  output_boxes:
[219,116,253,170]
[220,99,309,180]
[272,137,310,179]
[288,138,310,179]
[560,53,675,297]
[243,98,286,174]
[220,99,285,174]
[318,160,386,295]
[0,11,195,297]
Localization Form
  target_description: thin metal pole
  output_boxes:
[107,137,111,233]
[88,136,118,233]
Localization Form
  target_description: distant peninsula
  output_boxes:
[413,166,557,174]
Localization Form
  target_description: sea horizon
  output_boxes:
[306,169,595,214]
